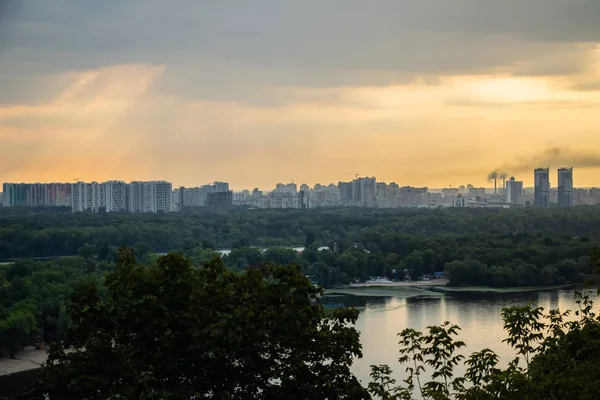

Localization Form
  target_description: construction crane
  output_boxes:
[349,173,360,179]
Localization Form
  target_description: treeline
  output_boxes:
[2,206,600,260]
[2,206,600,287]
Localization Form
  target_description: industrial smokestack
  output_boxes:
[487,170,509,195]
[487,170,499,194]
[499,172,508,193]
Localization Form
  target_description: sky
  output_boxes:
[1,1,600,190]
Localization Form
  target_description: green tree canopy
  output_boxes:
[29,250,369,399]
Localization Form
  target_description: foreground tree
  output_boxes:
[26,249,368,399]
[369,289,600,400]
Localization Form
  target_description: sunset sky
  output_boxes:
[1,1,600,190]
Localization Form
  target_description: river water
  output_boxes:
[322,288,596,387]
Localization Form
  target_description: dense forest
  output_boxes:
[1,206,600,288]
[3,206,600,259]
[2,206,600,357]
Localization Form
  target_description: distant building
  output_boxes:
[2,183,71,207]
[172,188,181,211]
[177,182,233,209]
[207,191,233,210]
[399,186,429,207]
[468,187,486,199]
[213,181,229,193]
[505,177,524,205]
[72,181,106,212]
[534,168,550,208]
[454,197,466,207]
[353,177,376,207]
[153,181,172,212]
[338,181,353,202]
[128,181,172,213]
[233,191,251,206]
[298,190,307,209]
[441,188,459,198]
[105,181,128,212]
[275,183,297,195]
[557,167,573,207]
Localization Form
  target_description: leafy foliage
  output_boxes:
[0,258,111,357]
[26,250,369,399]
[368,290,600,400]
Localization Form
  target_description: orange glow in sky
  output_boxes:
[1,3,600,190]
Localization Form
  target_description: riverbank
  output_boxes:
[325,282,581,298]
[326,285,444,298]
[427,284,578,294]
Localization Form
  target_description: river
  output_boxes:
[322,288,595,388]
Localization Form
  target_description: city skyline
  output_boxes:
[3,167,595,211]
[1,2,600,188]
[0,170,590,193]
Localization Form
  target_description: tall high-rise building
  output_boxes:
[275,183,297,195]
[298,191,307,209]
[2,183,29,206]
[128,181,144,212]
[72,182,106,212]
[557,167,574,207]
[2,183,71,207]
[149,181,172,212]
[178,181,231,209]
[207,191,233,209]
[128,181,172,213]
[338,181,353,202]
[353,177,376,207]
[105,181,128,212]
[505,177,524,205]
[534,168,550,208]
[213,181,230,193]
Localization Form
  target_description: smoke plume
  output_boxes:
[487,170,499,181]
[490,147,600,178]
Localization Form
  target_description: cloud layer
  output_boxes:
[1,1,600,188]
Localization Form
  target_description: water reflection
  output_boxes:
[327,288,596,387]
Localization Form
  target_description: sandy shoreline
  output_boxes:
[0,348,48,376]
[348,279,449,288]
[325,281,579,298]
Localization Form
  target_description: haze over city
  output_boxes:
[1,1,600,189]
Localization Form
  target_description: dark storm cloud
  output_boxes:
[0,0,599,103]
